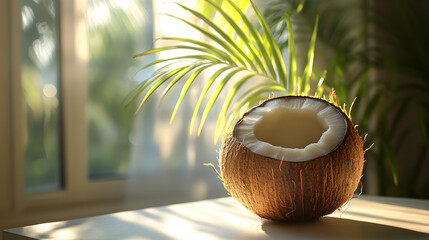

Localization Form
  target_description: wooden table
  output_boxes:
[3,195,429,239]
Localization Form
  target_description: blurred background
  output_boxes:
[259,0,429,198]
[1,0,428,234]
[20,0,224,197]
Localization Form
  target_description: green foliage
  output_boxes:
[21,0,62,192]
[131,0,320,142]
[263,0,429,198]
[368,0,429,198]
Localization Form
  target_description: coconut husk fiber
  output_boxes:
[220,97,365,222]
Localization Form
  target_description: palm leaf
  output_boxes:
[135,45,230,64]
[235,84,287,107]
[189,65,232,134]
[170,64,214,123]
[251,0,288,87]
[225,0,277,79]
[300,16,319,95]
[334,65,347,104]
[136,54,222,73]
[296,0,306,13]
[382,140,398,186]
[194,0,250,37]
[131,0,320,139]
[386,98,411,140]
[162,63,206,96]
[125,70,168,108]
[163,13,248,67]
[316,71,326,97]
[174,4,256,70]
[197,67,245,135]
[224,95,267,136]
[214,73,257,141]
[204,0,267,75]
[136,67,188,112]
[285,14,297,93]
[159,37,236,63]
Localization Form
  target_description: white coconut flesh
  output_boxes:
[235,97,347,162]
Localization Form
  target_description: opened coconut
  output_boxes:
[220,95,364,222]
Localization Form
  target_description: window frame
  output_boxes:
[1,0,226,231]
[0,0,102,228]
[0,0,14,223]
[0,0,191,230]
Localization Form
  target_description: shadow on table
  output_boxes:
[262,217,429,239]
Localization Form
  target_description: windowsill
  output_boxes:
[4,195,429,239]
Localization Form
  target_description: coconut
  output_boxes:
[220,95,364,222]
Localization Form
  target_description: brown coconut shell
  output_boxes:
[220,96,364,222]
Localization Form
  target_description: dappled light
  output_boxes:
[22,5,34,30]
[42,84,57,98]
[6,196,429,239]
[86,0,148,31]
[29,23,55,67]
[330,196,429,234]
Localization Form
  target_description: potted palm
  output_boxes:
[128,0,364,222]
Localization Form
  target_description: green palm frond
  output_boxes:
[131,0,320,141]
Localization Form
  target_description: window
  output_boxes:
[1,0,226,230]
[21,0,63,194]
[86,0,153,179]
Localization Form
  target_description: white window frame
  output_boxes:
[1,0,225,231]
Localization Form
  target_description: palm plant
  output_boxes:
[368,0,429,198]
[128,0,321,142]
[261,0,376,183]
[263,0,429,198]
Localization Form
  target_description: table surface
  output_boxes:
[3,195,429,240]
